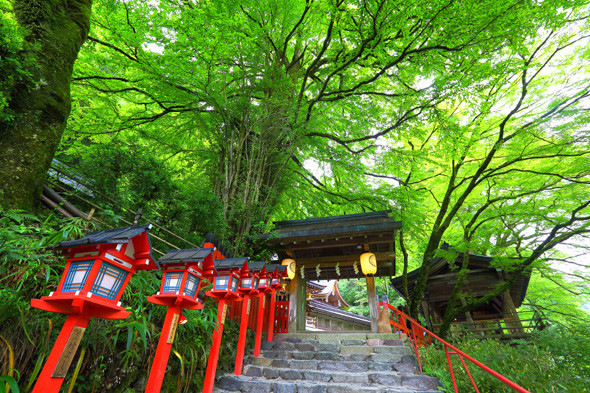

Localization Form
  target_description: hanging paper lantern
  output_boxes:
[281,258,296,280]
[360,252,377,276]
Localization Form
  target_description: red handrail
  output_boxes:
[382,302,531,393]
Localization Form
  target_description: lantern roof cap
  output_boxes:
[53,224,153,249]
[248,261,267,272]
[158,248,215,266]
[214,257,249,270]
[265,264,287,274]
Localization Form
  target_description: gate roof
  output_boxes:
[263,210,401,279]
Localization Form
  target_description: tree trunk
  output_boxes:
[399,229,410,300]
[0,0,93,211]
[437,249,471,339]
[408,238,441,317]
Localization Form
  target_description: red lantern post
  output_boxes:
[30,225,157,393]
[252,264,275,357]
[202,257,248,393]
[234,262,266,375]
[144,247,216,393]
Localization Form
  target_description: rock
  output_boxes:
[243,366,262,377]
[298,384,328,393]
[296,342,317,351]
[340,346,374,355]
[368,372,402,385]
[366,338,383,346]
[318,343,339,352]
[315,351,340,361]
[263,367,280,379]
[384,339,405,346]
[341,339,366,346]
[273,382,297,393]
[280,369,303,380]
[293,351,316,360]
[303,370,332,382]
[261,341,276,350]
[216,376,241,391]
[401,374,442,390]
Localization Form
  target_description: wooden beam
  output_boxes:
[288,273,298,332]
[297,252,395,265]
[287,234,395,250]
[460,296,480,336]
[366,276,379,333]
[503,291,525,334]
[296,273,306,332]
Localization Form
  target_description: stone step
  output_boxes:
[258,345,414,362]
[215,374,441,393]
[264,339,406,353]
[246,356,419,374]
[242,365,435,387]
[215,333,440,393]
[273,332,407,346]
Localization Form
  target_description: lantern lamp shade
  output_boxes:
[90,262,128,300]
[230,276,239,292]
[184,273,200,297]
[240,278,252,288]
[215,275,231,290]
[360,252,378,276]
[259,278,267,288]
[163,271,184,293]
[253,277,259,289]
[62,260,93,293]
[282,258,296,280]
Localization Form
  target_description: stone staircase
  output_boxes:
[214,332,441,393]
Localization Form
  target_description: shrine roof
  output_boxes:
[55,224,152,249]
[390,244,531,308]
[308,299,370,326]
[264,210,401,241]
[158,248,215,266]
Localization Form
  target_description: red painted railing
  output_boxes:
[226,292,288,334]
[379,301,531,393]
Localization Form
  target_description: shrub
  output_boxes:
[420,326,590,393]
[0,208,250,392]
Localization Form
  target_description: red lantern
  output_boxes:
[145,247,216,393]
[202,257,249,393]
[30,225,157,393]
[207,257,250,300]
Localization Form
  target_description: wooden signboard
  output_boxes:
[247,299,251,315]
[52,327,85,378]
[221,304,228,324]
[167,313,180,344]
